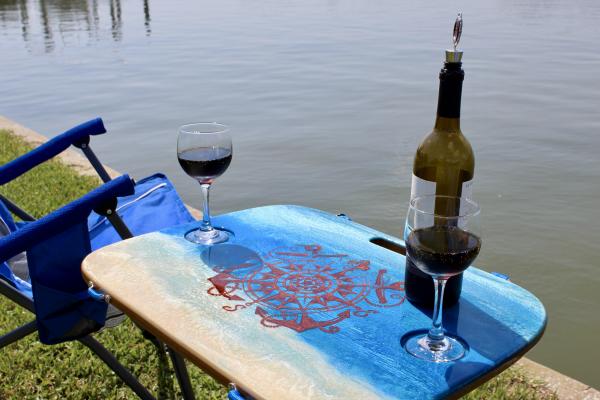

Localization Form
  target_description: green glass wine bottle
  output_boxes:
[405,14,474,308]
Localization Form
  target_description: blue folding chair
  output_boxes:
[0,118,194,248]
[0,119,197,399]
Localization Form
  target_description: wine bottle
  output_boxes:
[405,13,474,308]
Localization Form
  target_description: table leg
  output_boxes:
[167,346,195,400]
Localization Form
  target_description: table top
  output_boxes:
[82,205,546,400]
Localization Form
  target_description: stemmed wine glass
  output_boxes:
[177,122,232,244]
[403,195,481,362]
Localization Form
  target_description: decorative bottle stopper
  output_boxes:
[445,13,463,63]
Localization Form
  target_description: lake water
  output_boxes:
[1,0,599,389]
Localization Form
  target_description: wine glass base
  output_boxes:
[404,331,466,362]
[185,228,229,245]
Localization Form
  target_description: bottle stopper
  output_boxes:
[445,13,463,63]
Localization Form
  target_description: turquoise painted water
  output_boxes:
[1,0,599,388]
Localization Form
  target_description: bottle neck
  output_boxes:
[434,62,464,130]
[434,116,461,131]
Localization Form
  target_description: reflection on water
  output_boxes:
[142,0,150,36]
[0,0,151,52]
[109,0,122,41]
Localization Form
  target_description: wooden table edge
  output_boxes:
[81,263,263,400]
[84,253,547,400]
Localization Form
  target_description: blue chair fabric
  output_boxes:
[0,176,135,344]
[0,201,32,298]
[88,173,195,250]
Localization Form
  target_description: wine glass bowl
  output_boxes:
[403,195,481,362]
[177,122,232,245]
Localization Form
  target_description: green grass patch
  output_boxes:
[0,129,555,399]
[462,366,558,400]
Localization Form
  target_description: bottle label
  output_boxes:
[409,175,437,229]
[409,174,474,200]
[410,174,436,200]
[459,178,474,218]
[461,179,473,199]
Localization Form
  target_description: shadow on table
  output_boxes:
[411,298,529,388]
[200,244,263,276]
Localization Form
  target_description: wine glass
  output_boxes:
[177,122,232,244]
[403,195,481,362]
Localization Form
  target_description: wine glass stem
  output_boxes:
[428,277,448,345]
[200,183,213,232]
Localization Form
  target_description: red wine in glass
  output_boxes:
[177,147,232,184]
[406,226,481,277]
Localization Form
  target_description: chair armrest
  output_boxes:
[0,175,134,261]
[0,118,107,185]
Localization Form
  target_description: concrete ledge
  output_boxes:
[516,359,600,400]
[2,115,599,399]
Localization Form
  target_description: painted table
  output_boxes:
[81,205,546,400]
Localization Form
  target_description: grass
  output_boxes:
[0,129,557,399]
[461,367,558,400]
